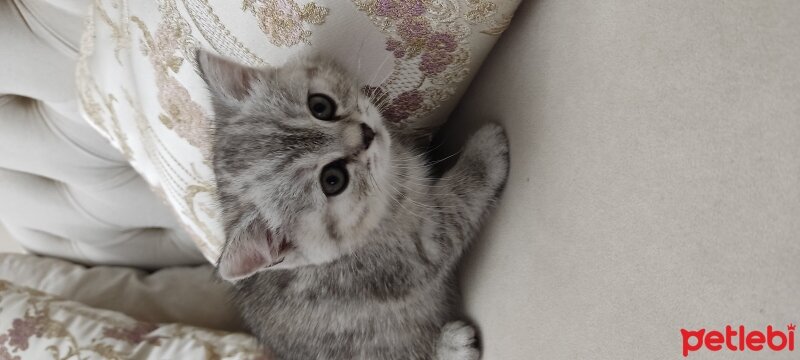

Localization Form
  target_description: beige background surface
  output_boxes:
[450,1,800,359]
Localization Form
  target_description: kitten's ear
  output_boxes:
[195,48,262,102]
[217,220,276,282]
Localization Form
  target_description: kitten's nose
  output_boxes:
[360,123,375,149]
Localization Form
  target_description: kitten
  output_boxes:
[196,49,510,360]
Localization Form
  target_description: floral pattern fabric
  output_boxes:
[77,0,521,262]
[0,280,266,360]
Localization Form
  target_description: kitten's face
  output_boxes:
[198,51,395,280]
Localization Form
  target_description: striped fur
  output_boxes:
[197,50,509,360]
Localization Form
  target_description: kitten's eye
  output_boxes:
[320,160,349,196]
[308,94,336,120]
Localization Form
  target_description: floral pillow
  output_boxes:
[0,280,266,359]
[77,0,521,262]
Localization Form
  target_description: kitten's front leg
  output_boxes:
[436,123,510,258]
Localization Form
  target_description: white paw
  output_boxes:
[436,321,480,360]
[467,123,508,156]
[465,123,510,190]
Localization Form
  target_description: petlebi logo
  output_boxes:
[681,324,796,357]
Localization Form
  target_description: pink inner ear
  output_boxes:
[218,230,275,282]
[219,251,267,281]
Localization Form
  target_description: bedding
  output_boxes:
[0,253,244,333]
[0,0,205,267]
[0,278,265,359]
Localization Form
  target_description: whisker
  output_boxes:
[390,178,456,198]
[368,53,391,87]
[392,148,461,168]
[393,171,466,189]
[383,181,450,214]
[371,171,430,220]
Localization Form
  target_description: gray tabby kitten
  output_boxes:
[196,49,509,360]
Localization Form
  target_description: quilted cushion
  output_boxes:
[0,253,244,332]
[0,0,205,267]
[77,0,522,261]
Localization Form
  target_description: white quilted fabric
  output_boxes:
[0,253,243,332]
[0,0,205,267]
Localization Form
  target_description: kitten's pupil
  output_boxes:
[320,160,348,196]
[308,94,336,120]
[326,175,338,185]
